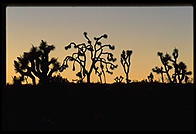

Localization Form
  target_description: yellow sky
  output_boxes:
[6,7,193,84]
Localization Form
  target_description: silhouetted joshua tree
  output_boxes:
[120,50,132,84]
[147,72,154,83]
[114,76,124,83]
[14,40,60,85]
[60,32,117,83]
[153,48,192,83]
[156,52,173,83]
[169,48,179,83]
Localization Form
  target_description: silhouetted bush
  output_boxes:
[114,76,124,83]
[147,72,154,83]
[49,74,69,84]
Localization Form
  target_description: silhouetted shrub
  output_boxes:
[114,76,124,83]
[147,72,154,83]
[49,74,69,84]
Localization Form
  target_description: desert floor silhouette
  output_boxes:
[2,82,194,131]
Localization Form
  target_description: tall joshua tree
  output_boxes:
[153,48,192,83]
[120,50,132,83]
[60,32,118,83]
[14,40,60,85]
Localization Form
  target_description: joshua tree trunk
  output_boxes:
[126,72,129,83]
[163,65,172,83]
[39,74,49,85]
[166,71,172,83]
[161,72,164,83]
[99,75,102,84]
[86,61,96,83]
[87,73,91,83]
[103,71,106,83]
[178,72,185,84]
[30,76,36,85]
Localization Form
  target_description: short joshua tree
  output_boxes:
[153,48,192,83]
[60,32,118,83]
[120,50,132,84]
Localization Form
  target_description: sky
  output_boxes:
[6,6,193,84]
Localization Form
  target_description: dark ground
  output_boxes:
[1,83,194,131]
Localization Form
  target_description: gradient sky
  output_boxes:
[6,6,193,84]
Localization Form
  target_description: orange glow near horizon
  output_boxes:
[6,7,194,84]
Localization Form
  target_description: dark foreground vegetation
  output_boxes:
[2,83,194,131]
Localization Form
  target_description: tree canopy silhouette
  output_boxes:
[120,50,133,83]
[152,48,192,83]
[60,32,118,83]
[14,40,60,85]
